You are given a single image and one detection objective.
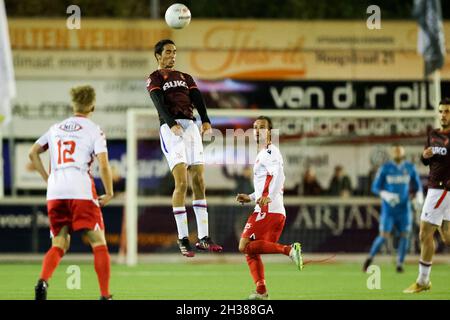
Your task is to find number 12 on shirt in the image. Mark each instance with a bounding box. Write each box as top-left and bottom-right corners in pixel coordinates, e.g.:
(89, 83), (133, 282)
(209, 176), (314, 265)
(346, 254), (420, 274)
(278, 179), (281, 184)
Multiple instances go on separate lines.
(57, 140), (76, 164)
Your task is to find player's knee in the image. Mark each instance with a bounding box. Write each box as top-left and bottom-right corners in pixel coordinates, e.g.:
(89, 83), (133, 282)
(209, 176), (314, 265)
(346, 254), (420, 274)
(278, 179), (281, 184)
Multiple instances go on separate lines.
(63, 239), (71, 253)
(85, 230), (106, 247)
(380, 232), (390, 240)
(238, 242), (248, 254)
(419, 230), (432, 243)
(52, 236), (67, 249)
(175, 180), (188, 193)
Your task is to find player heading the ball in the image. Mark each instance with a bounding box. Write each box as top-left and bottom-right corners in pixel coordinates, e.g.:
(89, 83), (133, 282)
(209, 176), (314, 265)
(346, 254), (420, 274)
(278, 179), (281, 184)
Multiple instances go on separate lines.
(146, 39), (222, 257)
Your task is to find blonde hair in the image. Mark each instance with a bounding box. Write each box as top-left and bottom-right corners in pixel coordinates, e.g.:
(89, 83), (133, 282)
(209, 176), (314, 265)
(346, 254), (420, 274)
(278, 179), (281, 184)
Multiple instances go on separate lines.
(70, 85), (96, 114)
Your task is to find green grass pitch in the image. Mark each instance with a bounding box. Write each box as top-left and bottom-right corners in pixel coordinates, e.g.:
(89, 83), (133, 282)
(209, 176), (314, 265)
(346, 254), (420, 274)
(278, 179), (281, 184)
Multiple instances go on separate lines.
(0, 261), (448, 300)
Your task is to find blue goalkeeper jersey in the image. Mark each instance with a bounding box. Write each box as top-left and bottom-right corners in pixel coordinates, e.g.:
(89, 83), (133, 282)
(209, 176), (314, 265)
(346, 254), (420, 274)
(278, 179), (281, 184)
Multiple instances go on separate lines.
(371, 160), (422, 214)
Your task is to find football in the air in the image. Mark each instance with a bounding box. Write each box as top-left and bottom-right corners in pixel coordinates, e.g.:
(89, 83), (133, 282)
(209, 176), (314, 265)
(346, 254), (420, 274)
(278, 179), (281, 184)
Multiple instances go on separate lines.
(165, 3), (191, 29)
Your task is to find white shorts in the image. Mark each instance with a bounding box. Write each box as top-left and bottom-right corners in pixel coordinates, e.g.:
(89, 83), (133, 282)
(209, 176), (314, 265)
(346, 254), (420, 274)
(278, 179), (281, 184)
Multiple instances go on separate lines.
(159, 119), (204, 171)
(420, 188), (450, 226)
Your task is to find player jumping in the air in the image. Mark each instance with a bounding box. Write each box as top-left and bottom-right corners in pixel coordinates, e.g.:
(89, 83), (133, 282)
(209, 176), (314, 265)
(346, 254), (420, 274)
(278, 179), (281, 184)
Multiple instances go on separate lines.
(146, 39), (222, 257)
(363, 145), (423, 273)
(236, 116), (303, 300)
(30, 85), (113, 300)
(404, 99), (450, 293)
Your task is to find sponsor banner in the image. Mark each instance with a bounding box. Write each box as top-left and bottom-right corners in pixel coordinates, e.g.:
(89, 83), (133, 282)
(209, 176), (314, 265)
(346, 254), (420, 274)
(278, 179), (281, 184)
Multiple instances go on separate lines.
(2, 203), (442, 254)
(9, 79), (441, 139)
(8, 19), (450, 80)
(199, 80), (449, 110)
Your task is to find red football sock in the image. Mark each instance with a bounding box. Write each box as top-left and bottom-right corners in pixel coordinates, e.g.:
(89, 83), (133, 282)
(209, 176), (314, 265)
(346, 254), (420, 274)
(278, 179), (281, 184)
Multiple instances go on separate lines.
(246, 254), (266, 293)
(245, 240), (291, 256)
(93, 245), (111, 297)
(40, 246), (64, 281)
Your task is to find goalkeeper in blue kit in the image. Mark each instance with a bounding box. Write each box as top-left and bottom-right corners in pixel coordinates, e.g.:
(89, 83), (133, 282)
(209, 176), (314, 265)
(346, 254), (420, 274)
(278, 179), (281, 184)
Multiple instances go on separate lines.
(363, 145), (423, 273)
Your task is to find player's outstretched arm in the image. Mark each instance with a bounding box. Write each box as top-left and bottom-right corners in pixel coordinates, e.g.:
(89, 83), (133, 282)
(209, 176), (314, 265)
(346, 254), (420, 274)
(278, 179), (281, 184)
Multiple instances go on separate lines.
(97, 152), (114, 207)
(28, 143), (49, 182)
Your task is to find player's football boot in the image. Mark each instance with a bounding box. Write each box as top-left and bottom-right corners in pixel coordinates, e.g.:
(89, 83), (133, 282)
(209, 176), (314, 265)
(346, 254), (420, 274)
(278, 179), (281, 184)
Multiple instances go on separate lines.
(195, 236), (223, 252)
(289, 242), (303, 271)
(362, 258), (373, 272)
(403, 282), (432, 293)
(396, 265), (404, 273)
(100, 295), (113, 300)
(177, 237), (195, 257)
(247, 292), (269, 300)
(34, 279), (48, 300)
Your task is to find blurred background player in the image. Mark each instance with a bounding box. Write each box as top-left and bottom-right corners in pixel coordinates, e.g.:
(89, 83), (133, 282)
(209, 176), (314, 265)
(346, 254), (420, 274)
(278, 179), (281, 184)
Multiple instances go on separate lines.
(363, 145), (423, 273)
(146, 39), (222, 257)
(29, 85), (114, 300)
(404, 99), (450, 293)
(236, 116), (303, 300)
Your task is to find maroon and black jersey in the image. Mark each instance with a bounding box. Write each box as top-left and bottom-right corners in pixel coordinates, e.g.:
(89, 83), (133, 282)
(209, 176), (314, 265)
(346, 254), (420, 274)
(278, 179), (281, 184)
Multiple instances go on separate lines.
(422, 128), (450, 189)
(147, 69), (198, 125)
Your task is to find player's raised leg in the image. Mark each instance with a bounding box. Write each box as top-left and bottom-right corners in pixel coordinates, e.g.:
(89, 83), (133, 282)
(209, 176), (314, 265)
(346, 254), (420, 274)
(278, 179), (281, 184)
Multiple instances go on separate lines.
(189, 164), (222, 252)
(85, 229), (112, 300)
(239, 238), (268, 300)
(239, 211), (302, 300)
(35, 225), (70, 300)
(172, 163), (195, 257)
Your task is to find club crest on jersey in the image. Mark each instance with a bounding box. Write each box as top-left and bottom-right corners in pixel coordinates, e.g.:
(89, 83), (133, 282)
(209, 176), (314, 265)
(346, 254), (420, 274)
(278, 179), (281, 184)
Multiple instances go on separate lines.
(59, 121), (82, 132)
(163, 80), (188, 91)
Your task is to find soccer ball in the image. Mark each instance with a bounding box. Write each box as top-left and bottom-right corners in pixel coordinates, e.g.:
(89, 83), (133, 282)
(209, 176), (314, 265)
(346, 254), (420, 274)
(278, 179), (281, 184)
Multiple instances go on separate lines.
(165, 3), (191, 29)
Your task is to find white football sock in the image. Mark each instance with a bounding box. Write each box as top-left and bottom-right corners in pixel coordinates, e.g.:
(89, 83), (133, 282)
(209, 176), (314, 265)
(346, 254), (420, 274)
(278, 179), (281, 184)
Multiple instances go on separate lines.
(193, 199), (209, 239)
(173, 207), (188, 239)
(416, 260), (432, 285)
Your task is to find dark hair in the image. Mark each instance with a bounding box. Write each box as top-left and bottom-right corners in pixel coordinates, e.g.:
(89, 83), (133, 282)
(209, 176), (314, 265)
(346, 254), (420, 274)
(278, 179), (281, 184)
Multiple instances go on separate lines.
(154, 39), (175, 60)
(439, 97), (450, 105)
(255, 116), (273, 130)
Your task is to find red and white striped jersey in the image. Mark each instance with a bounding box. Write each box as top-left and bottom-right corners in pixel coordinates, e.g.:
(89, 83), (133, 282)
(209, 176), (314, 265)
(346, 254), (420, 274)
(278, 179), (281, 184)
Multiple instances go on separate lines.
(35, 116), (107, 200)
(250, 144), (286, 215)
